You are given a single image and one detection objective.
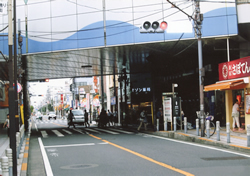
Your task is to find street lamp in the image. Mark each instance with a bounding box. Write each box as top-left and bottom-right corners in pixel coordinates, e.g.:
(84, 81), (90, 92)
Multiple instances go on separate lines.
(172, 83), (178, 97)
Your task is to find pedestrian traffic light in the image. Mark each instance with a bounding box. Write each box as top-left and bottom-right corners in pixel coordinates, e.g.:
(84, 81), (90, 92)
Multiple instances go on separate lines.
(139, 21), (167, 33)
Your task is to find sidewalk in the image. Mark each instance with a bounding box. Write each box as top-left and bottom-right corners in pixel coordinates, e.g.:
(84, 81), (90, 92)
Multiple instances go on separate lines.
(0, 127), (9, 158)
(140, 126), (250, 154)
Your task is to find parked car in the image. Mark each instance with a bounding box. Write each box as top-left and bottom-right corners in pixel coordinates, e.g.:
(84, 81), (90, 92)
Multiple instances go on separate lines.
(68, 110), (85, 125)
(48, 111), (57, 120)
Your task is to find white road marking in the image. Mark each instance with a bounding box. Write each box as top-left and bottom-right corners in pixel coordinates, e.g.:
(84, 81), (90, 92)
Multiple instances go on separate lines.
(73, 128), (87, 135)
(52, 130), (64, 137)
(146, 134), (250, 158)
(44, 143), (95, 148)
(35, 124), (38, 132)
(38, 137), (54, 176)
(62, 129), (72, 134)
(111, 128), (134, 134)
(41, 131), (48, 138)
(84, 128), (101, 134)
(96, 128), (119, 134)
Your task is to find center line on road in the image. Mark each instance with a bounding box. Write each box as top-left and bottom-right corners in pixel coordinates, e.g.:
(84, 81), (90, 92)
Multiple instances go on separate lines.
(88, 134), (194, 176)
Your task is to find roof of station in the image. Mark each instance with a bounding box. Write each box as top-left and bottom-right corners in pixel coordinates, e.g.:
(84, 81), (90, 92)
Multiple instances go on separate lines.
(0, 37), (239, 81)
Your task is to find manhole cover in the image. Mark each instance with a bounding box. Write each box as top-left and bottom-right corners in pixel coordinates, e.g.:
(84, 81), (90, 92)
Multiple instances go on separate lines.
(61, 164), (98, 170)
(201, 156), (247, 161)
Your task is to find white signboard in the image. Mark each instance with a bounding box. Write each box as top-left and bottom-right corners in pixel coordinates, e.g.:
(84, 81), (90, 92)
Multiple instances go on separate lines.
(0, 1), (7, 15)
(163, 96), (172, 123)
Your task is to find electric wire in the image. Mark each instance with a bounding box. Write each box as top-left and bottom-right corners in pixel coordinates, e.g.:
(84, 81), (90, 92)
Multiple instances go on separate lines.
(20, 3), (193, 41)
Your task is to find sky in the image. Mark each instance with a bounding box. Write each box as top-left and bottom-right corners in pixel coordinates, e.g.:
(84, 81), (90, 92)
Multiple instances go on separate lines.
(29, 78), (72, 109)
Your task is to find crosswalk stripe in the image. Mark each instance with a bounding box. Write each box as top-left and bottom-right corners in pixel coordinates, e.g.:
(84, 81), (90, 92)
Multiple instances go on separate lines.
(96, 128), (119, 134)
(109, 128), (134, 134)
(84, 128), (101, 134)
(41, 131), (48, 138)
(73, 129), (87, 135)
(52, 130), (64, 137)
(62, 129), (72, 134)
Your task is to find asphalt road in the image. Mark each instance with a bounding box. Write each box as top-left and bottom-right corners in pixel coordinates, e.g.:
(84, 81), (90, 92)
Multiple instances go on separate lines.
(28, 115), (250, 176)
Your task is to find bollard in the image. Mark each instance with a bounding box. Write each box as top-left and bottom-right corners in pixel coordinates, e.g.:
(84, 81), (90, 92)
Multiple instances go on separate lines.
(184, 117), (187, 133)
(216, 121), (220, 141)
(1, 156), (9, 176)
(164, 119), (167, 131)
(247, 125), (250, 147)
(174, 117), (176, 132)
(5, 148), (13, 176)
(18, 153), (24, 165)
(206, 120), (210, 138)
(196, 119), (199, 136)
(226, 122), (230, 143)
(157, 119), (159, 131)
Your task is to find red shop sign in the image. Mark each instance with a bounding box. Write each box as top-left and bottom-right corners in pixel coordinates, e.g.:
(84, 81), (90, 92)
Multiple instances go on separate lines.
(219, 56), (250, 81)
(61, 94), (63, 104)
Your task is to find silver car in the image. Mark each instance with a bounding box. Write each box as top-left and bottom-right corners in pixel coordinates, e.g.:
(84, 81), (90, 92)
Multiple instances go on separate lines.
(70, 110), (85, 125)
(48, 111), (57, 120)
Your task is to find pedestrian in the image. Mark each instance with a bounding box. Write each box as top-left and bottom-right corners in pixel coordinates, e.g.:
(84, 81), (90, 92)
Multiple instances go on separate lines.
(232, 99), (243, 131)
(3, 114), (10, 137)
(67, 110), (76, 128)
(99, 108), (108, 127)
(84, 110), (90, 127)
(137, 109), (148, 131)
(156, 108), (163, 120)
(107, 110), (114, 126)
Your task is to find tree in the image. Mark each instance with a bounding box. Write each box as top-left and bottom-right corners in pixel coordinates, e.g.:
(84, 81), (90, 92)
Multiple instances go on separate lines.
(30, 105), (34, 113)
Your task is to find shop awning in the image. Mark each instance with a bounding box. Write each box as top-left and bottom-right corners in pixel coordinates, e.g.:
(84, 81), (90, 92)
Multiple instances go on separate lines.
(204, 79), (247, 91)
(64, 104), (70, 111)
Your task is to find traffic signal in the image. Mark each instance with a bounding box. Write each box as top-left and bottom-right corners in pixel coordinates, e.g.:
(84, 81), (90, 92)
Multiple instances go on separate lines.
(39, 79), (49, 82)
(139, 21), (167, 33)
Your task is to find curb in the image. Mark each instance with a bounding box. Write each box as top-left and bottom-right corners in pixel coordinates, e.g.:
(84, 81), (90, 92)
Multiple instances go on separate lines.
(20, 134), (30, 176)
(148, 131), (250, 154)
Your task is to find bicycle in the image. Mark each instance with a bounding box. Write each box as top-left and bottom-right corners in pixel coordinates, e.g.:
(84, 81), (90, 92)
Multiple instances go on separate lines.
(204, 113), (215, 137)
(196, 111), (216, 137)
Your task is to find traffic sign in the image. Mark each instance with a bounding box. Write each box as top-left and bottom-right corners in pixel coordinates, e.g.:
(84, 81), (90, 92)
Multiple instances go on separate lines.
(17, 83), (22, 93)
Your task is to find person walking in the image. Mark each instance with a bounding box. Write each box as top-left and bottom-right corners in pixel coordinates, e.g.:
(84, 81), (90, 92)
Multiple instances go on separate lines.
(137, 109), (148, 131)
(107, 110), (114, 126)
(232, 99), (243, 131)
(84, 110), (90, 127)
(3, 114), (10, 137)
(67, 110), (76, 128)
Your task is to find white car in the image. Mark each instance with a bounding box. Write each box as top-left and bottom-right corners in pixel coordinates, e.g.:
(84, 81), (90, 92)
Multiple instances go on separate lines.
(69, 110), (85, 125)
(48, 112), (57, 120)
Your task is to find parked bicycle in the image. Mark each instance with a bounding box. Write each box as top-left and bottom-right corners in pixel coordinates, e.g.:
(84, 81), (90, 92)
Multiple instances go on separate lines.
(196, 111), (216, 137)
(204, 113), (215, 137)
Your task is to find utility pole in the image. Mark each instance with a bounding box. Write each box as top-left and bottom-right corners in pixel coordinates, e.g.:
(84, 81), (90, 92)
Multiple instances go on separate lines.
(166, 0), (204, 136)
(193, 0), (205, 137)
(8, 0), (17, 175)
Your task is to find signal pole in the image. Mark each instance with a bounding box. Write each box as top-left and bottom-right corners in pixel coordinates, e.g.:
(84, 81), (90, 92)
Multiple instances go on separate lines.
(8, 0), (17, 175)
(166, 0), (204, 136)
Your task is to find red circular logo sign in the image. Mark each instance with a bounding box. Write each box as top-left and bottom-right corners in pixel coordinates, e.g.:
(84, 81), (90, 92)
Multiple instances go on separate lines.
(222, 64), (228, 79)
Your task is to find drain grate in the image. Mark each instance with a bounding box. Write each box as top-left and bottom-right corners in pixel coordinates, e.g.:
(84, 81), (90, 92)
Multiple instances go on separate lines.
(61, 164), (98, 170)
(201, 156), (248, 161)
